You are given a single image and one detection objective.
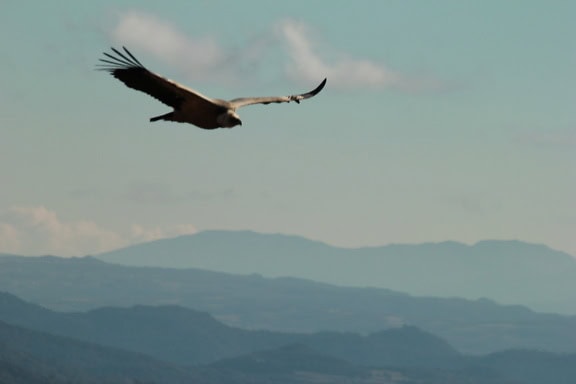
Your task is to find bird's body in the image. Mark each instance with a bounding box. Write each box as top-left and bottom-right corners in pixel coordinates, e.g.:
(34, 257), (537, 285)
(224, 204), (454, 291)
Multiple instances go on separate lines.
(97, 47), (326, 129)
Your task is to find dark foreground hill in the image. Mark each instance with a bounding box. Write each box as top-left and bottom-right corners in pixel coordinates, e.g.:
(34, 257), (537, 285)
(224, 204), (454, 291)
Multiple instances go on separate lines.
(97, 230), (576, 314)
(1, 255), (576, 354)
(2, 293), (576, 384)
(210, 344), (576, 384)
(0, 292), (460, 367)
(0, 319), (197, 384)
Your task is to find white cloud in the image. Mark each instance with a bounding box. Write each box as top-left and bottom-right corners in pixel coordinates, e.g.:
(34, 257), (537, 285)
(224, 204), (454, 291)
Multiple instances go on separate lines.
(276, 20), (445, 91)
(276, 20), (403, 89)
(110, 10), (230, 81)
(0, 206), (196, 257)
(108, 11), (439, 91)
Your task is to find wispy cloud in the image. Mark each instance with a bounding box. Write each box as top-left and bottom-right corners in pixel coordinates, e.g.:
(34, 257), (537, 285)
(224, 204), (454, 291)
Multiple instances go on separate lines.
(108, 11), (439, 91)
(110, 10), (230, 81)
(275, 20), (404, 89)
(276, 19), (445, 91)
(109, 10), (269, 84)
(0, 205), (196, 257)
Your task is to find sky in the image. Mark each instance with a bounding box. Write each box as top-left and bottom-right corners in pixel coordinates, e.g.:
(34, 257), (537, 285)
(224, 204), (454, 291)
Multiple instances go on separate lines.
(0, 1), (575, 257)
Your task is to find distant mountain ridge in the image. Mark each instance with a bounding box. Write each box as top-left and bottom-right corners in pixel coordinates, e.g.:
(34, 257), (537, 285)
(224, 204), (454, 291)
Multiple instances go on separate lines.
(1, 255), (576, 354)
(2, 292), (576, 384)
(96, 230), (576, 314)
(0, 318), (197, 384)
(0, 291), (460, 367)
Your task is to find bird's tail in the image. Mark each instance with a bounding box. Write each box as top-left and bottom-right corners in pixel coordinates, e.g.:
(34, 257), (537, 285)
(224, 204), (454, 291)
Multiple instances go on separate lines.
(150, 112), (175, 122)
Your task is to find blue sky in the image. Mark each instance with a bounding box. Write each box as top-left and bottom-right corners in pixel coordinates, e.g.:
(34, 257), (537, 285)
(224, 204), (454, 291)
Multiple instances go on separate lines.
(1, 1), (575, 256)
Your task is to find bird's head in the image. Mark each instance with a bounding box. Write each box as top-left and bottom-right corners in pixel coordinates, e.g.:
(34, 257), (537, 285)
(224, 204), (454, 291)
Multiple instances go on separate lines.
(230, 115), (242, 128)
(219, 111), (242, 128)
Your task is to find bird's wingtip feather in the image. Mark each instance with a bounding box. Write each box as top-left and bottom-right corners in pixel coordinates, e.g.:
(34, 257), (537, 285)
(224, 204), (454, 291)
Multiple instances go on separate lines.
(308, 77), (327, 97)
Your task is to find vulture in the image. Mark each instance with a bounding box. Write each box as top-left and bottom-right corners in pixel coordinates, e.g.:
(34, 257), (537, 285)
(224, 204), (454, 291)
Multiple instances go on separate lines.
(97, 47), (327, 129)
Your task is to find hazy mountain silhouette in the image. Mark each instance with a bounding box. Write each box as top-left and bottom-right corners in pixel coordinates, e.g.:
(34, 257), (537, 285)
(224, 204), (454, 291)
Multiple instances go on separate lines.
(0, 291), (460, 366)
(211, 344), (576, 384)
(466, 349), (576, 384)
(209, 343), (366, 376)
(1, 254), (576, 354)
(2, 292), (576, 384)
(0, 318), (199, 384)
(96, 230), (576, 314)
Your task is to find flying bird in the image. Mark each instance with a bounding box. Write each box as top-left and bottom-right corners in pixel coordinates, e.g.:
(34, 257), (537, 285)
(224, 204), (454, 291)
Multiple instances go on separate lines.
(97, 47), (327, 129)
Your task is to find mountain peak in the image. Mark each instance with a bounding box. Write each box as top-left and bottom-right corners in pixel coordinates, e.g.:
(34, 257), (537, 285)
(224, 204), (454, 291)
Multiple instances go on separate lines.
(94, 230), (576, 314)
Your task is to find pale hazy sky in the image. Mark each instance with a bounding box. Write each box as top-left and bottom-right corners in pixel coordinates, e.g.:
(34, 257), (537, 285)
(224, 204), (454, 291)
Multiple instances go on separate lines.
(1, 1), (575, 257)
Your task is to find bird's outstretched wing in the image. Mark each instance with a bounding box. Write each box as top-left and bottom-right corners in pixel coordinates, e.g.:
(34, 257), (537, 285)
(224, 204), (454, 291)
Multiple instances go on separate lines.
(96, 47), (219, 111)
(228, 78), (327, 109)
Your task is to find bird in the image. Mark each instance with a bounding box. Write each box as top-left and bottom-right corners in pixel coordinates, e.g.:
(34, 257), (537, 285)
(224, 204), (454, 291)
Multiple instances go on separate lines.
(97, 47), (327, 129)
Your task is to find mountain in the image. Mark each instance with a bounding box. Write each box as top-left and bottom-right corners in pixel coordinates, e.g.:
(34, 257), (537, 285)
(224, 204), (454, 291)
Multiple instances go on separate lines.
(0, 319), (200, 384)
(467, 349), (576, 384)
(95, 230), (576, 314)
(1, 292), (576, 384)
(0, 291), (460, 367)
(209, 343), (366, 376)
(0, 291), (292, 365)
(211, 344), (576, 384)
(1, 255), (576, 354)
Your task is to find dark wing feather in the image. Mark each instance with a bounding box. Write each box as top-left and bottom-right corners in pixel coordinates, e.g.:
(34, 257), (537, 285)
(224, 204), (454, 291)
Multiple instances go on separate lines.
(97, 47), (218, 110)
(228, 78), (327, 109)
